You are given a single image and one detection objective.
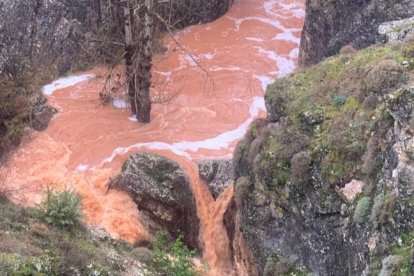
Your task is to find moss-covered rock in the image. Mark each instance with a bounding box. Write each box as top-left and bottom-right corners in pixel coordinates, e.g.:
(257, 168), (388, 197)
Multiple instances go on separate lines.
(228, 41), (414, 275)
(111, 152), (200, 249)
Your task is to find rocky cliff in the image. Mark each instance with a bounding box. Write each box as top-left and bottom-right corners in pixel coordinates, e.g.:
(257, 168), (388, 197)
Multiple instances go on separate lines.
(0, 0), (101, 76)
(0, 0), (101, 157)
(228, 34), (414, 275)
(299, 0), (414, 66)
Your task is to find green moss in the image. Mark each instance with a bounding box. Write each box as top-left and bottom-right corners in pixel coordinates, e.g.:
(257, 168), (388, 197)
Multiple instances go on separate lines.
(258, 128), (308, 188)
(391, 233), (414, 276)
(353, 197), (371, 224)
(263, 44), (410, 186)
(259, 143), (290, 187)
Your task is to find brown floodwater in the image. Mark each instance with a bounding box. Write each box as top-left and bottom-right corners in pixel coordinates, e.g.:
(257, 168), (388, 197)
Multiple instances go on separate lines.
(1, 0), (304, 274)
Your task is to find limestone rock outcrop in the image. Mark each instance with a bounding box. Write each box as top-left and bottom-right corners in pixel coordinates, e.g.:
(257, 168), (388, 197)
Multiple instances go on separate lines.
(198, 159), (233, 198)
(111, 152), (200, 249)
(299, 0), (414, 66)
(228, 38), (414, 275)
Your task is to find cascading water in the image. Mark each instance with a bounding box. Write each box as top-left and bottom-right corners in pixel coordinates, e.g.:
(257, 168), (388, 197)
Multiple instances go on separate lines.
(1, 0), (304, 274)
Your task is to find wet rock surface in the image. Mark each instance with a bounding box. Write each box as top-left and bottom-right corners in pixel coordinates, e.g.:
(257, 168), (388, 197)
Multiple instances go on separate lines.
(0, 0), (101, 75)
(228, 39), (414, 275)
(197, 159), (233, 198)
(299, 0), (414, 66)
(111, 152), (200, 249)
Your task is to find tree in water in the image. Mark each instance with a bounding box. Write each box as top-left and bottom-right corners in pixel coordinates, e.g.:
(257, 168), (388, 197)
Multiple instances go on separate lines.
(122, 0), (154, 123)
(136, 0), (154, 123)
(104, 0), (211, 123)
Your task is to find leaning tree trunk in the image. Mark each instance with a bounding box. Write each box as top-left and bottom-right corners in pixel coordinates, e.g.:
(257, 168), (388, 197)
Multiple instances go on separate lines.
(122, 0), (138, 115)
(136, 0), (154, 123)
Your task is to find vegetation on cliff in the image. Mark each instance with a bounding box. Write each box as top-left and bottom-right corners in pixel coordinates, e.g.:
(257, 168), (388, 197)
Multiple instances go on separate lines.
(0, 189), (199, 275)
(231, 39), (414, 275)
(0, 196), (141, 275)
(0, 0), (100, 158)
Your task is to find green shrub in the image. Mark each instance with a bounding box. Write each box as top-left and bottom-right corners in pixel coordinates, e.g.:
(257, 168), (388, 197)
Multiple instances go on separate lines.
(353, 197), (371, 224)
(37, 188), (83, 229)
(149, 231), (200, 276)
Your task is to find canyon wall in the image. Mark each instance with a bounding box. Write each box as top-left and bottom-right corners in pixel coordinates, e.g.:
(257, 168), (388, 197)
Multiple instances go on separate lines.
(228, 36), (414, 275)
(299, 0), (414, 66)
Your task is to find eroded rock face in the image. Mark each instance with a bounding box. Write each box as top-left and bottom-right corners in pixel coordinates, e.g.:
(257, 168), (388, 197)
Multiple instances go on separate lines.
(0, 0), (232, 76)
(197, 159), (233, 198)
(379, 16), (414, 43)
(299, 0), (414, 66)
(0, 0), (101, 75)
(111, 152), (200, 249)
(228, 40), (414, 275)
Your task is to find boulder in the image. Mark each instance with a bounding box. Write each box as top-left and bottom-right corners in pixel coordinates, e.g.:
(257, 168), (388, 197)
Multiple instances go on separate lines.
(111, 152), (200, 249)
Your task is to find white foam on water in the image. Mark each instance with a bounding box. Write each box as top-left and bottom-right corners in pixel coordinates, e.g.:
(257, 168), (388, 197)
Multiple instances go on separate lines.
(245, 37), (264, 42)
(201, 53), (215, 60)
(101, 97), (266, 165)
(263, 0), (276, 16)
(154, 70), (172, 77)
(275, 56), (296, 78)
(264, 1), (305, 19)
(184, 55), (197, 66)
(279, 2), (305, 18)
(75, 164), (90, 172)
(171, 96), (265, 152)
(128, 115), (138, 122)
(254, 46), (296, 78)
(102, 142), (191, 165)
(254, 46), (278, 61)
(210, 66), (242, 72)
(289, 48), (299, 59)
(272, 31), (301, 44)
(42, 74), (95, 96)
(254, 75), (274, 92)
(112, 98), (129, 109)
(230, 16), (287, 32)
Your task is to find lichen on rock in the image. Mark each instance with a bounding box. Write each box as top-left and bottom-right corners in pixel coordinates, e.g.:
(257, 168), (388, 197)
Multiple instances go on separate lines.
(228, 39), (414, 275)
(111, 152), (200, 249)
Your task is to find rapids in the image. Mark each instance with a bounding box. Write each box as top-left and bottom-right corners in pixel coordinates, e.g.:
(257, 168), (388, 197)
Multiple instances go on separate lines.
(1, 0), (304, 274)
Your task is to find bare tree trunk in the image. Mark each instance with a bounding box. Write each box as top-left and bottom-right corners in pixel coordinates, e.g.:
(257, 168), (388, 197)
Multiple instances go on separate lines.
(136, 0), (154, 123)
(121, 0), (138, 115)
